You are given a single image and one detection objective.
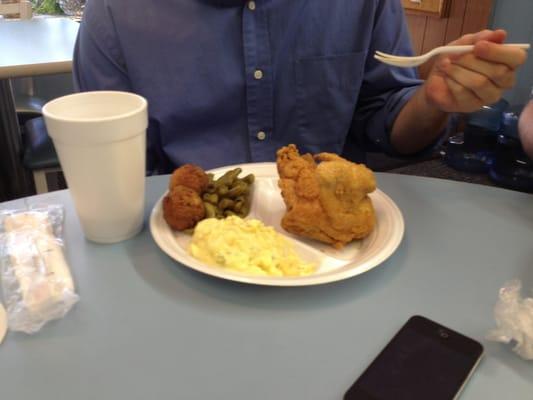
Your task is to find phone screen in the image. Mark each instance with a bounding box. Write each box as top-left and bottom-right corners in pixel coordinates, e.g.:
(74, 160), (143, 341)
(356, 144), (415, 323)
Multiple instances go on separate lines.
(344, 316), (484, 400)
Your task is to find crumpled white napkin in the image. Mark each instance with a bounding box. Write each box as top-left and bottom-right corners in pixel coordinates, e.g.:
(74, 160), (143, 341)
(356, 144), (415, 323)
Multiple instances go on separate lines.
(487, 280), (533, 360)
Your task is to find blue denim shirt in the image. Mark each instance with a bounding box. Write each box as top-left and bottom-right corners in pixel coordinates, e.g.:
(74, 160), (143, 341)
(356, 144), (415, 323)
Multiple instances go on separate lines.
(74, 0), (422, 173)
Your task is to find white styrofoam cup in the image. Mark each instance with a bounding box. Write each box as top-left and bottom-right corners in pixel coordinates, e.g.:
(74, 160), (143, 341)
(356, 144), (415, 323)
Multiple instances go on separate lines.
(43, 91), (148, 243)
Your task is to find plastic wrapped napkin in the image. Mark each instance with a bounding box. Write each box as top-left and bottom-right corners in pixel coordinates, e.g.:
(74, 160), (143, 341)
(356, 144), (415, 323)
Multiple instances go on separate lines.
(487, 280), (533, 360)
(0, 205), (79, 334)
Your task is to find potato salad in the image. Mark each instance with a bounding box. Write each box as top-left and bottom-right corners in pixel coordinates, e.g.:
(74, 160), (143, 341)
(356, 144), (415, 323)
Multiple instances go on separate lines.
(189, 216), (316, 277)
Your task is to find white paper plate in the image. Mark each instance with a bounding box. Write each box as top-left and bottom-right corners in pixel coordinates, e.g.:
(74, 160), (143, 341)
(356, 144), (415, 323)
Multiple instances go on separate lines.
(150, 162), (404, 286)
(0, 303), (6, 345)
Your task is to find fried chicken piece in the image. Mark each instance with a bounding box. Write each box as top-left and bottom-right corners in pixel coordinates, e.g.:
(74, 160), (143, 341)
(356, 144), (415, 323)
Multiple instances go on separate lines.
(163, 185), (206, 231)
(276, 144), (376, 248)
(169, 164), (209, 194)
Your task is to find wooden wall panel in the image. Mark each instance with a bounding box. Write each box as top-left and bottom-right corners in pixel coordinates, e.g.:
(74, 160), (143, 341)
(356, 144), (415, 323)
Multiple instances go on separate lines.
(444, 0), (469, 43)
(460, 0), (494, 36)
(402, 0), (451, 18)
(420, 16), (448, 54)
(405, 0), (493, 78)
(407, 15), (428, 54)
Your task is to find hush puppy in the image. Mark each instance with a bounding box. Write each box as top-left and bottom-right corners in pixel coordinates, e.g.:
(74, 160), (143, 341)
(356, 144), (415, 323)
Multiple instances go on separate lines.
(163, 185), (206, 231)
(169, 164), (209, 194)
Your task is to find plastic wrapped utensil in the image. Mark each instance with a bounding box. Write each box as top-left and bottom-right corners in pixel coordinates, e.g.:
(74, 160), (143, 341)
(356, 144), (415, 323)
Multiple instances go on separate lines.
(487, 280), (533, 360)
(0, 205), (79, 334)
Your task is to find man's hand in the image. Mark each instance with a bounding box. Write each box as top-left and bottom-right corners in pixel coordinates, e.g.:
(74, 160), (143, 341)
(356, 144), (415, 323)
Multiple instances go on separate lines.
(424, 29), (528, 113)
(392, 29), (528, 155)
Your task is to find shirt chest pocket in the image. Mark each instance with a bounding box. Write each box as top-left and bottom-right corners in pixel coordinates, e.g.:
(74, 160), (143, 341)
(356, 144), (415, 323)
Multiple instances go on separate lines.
(295, 51), (367, 148)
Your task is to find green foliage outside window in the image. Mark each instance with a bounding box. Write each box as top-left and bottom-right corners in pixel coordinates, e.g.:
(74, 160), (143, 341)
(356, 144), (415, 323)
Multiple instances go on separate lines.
(31, 0), (64, 15)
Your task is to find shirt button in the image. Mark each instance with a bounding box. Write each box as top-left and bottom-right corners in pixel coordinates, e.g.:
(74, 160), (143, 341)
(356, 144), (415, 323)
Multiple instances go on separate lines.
(247, 1), (256, 11)
(253, 69), (263, 80)
(256, 131), (266, 140)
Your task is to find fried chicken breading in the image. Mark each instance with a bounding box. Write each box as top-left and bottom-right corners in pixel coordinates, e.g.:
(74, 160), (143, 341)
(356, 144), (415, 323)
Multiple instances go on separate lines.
(163, 185), (206, 231)
(276, 144), (376, 248)
(169, 164), (209, 194)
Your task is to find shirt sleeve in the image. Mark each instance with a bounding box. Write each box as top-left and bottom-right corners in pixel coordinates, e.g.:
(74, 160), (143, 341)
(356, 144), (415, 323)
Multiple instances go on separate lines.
(72, 0), (166, 174)
(72, 0), (131, 92)
(350, 0), (427, 156)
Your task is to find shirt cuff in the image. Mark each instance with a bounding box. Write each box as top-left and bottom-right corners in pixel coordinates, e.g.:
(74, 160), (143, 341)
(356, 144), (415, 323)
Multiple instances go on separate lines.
(367, 85), (447, 159)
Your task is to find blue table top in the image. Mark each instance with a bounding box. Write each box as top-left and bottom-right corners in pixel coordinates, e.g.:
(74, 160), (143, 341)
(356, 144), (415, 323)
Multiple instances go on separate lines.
(1, 173), (532, 399)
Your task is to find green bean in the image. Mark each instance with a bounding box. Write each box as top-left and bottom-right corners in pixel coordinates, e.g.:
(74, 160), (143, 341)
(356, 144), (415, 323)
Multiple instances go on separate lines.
(195, 169), (255, 221)
(204, 202), (218, 218)
(217, 185), (229, 196)
(205, 183), (216, 194)
(239, 200), (251, 217)
(226, 181), (249, 198)
(242, 174), (255, 185)
(216, 168), (242, 187)
(233, 200), (244, 212)
(218, 198), (235, 210)
(202, 193), (219, 204)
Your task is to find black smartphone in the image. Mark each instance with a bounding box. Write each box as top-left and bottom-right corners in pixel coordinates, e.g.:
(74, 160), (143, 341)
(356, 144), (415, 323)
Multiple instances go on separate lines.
(344, 315), (484, 400)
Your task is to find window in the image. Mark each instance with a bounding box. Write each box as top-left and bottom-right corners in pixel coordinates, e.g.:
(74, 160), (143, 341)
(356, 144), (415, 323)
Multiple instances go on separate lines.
(31, 0), (64, 15)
